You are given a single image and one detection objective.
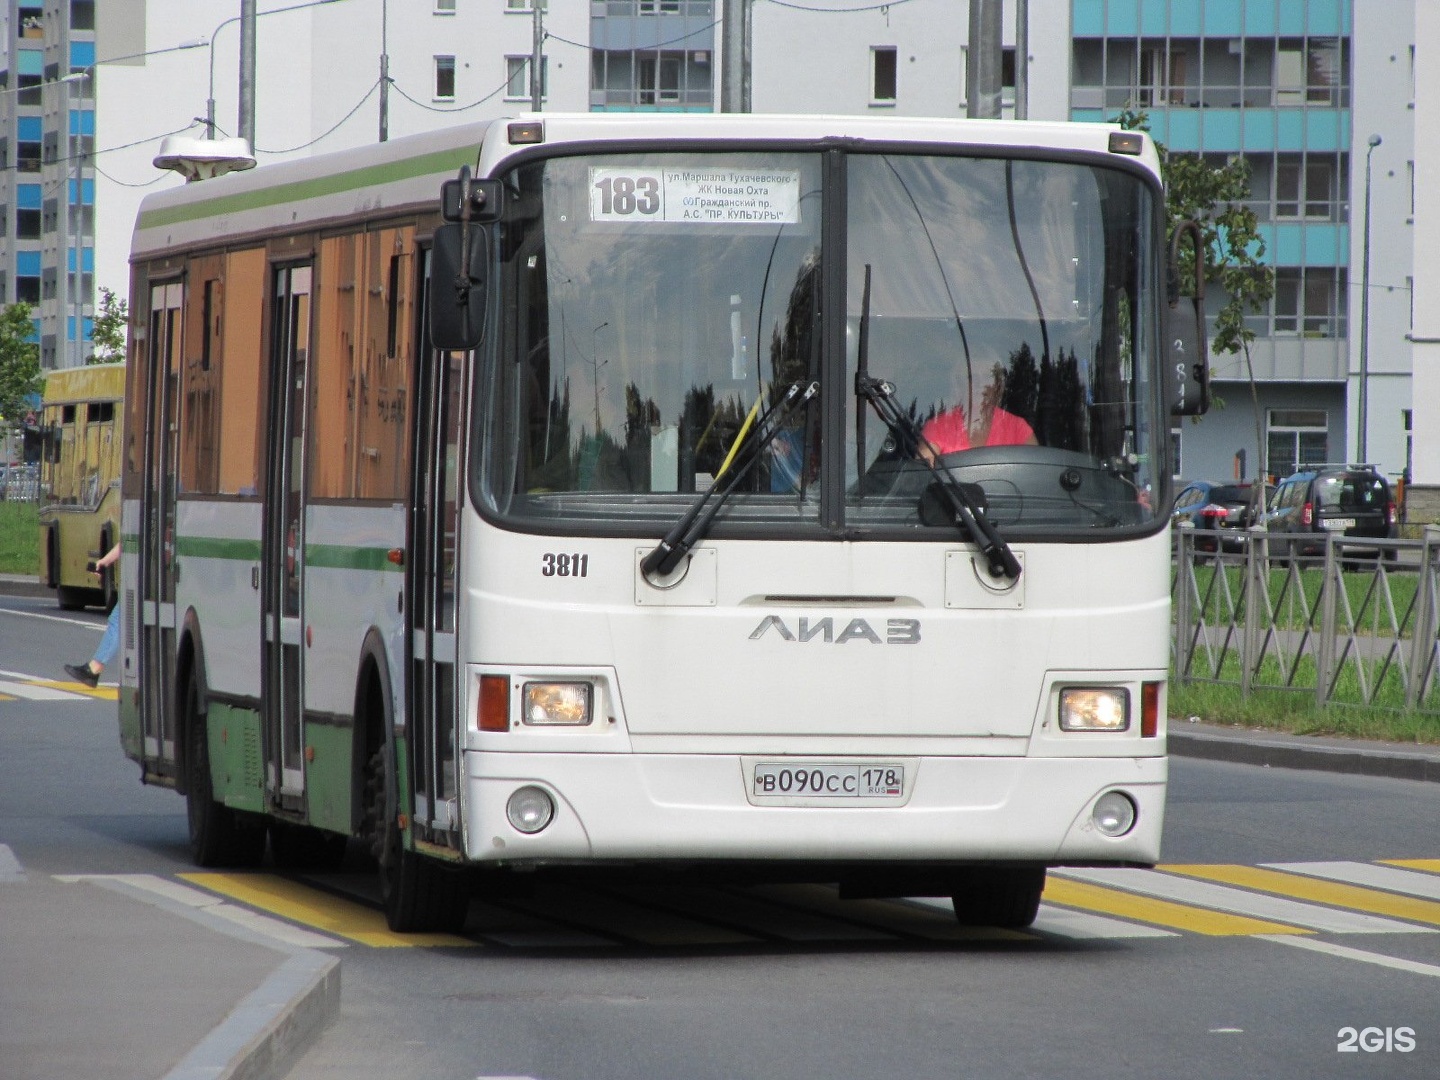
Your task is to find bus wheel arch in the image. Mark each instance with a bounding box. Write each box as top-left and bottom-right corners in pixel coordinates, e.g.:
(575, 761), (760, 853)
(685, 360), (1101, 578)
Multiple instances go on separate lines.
(179, 617), (264, 867)
(355, 632), (469, 933)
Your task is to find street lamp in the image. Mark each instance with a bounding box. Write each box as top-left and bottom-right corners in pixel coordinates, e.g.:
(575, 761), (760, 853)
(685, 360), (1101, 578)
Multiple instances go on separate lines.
(1357, 132), (1381, 464)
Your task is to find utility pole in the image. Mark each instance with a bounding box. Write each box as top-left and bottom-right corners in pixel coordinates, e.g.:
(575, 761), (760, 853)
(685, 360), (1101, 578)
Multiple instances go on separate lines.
(238, 0), (256, 146)
(966, 0), (1002, 119)
(379, 0), (389, 141)
(721, 0), (751, 113)
(1015, 0), (1029, 120)
(530, 2), (544, 112)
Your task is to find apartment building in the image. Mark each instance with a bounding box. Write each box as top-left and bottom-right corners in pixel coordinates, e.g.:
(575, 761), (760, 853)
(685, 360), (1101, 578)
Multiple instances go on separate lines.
(0, 0), (95, 370)
(1070, 0), (1414, 488)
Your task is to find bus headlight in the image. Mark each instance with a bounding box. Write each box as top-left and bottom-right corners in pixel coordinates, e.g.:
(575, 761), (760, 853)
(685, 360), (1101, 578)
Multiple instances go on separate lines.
(522, 682), (593, 726)
(1091, 791), (1137, 837)
(506, 786), (555, 833)
(1058, 687), (1129, 731)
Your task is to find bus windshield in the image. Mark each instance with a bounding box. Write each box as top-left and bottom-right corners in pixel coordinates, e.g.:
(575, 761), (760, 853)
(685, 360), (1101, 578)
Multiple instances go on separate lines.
(480, 148), (1162, 538)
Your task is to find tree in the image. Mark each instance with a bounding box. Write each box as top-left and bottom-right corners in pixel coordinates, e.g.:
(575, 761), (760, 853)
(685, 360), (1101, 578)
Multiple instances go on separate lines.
(87, 286), (129, 365)
(1118, 109), (1276, 507)
(0, 302), (41, 429)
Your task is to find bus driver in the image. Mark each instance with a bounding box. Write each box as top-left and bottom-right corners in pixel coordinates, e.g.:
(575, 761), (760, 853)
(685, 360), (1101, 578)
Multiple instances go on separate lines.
(918, 361), (1037, 464)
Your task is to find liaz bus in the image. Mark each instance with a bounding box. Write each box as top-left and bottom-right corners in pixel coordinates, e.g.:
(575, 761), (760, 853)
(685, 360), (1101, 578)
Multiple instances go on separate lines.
(38, 361), (125, 610)
(120, 114), (1208, 932)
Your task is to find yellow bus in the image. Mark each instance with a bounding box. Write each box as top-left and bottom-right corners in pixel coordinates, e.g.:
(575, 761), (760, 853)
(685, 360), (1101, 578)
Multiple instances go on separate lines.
(38, 362), (124, 610)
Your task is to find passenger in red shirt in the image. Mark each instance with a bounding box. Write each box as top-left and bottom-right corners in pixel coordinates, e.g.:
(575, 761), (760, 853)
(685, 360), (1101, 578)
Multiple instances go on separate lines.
(919, 363), (1037, 463)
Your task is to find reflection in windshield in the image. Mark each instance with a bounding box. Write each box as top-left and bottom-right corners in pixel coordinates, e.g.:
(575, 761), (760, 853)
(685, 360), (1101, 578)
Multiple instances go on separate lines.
(480, 148), (1161, 536)
(493, 153), (822, 520)
(845, 154), (1158, 530)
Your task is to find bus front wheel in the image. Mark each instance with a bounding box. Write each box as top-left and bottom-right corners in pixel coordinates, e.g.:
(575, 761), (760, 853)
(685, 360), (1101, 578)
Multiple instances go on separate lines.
(364, 749), (469, 934)
(950, 867), (1046, 929)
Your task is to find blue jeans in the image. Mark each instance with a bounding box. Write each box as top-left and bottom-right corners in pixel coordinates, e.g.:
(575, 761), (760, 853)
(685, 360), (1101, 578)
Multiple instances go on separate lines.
(94, 602), (121, 668)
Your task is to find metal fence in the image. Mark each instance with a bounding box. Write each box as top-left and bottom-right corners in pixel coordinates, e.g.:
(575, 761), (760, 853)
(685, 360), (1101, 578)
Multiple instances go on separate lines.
(1172, 527), (1440, 713)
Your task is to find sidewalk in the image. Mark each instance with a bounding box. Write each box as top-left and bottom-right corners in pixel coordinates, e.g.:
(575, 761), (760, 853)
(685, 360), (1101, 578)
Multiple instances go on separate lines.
(0, 853), (337, 1080)
(1170, 719), (1440, 783)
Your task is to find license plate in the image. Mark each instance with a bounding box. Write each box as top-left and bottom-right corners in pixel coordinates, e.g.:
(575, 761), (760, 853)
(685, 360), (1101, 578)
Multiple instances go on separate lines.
(752, 762), (904, 799)
(1322, 517), (1356, 530)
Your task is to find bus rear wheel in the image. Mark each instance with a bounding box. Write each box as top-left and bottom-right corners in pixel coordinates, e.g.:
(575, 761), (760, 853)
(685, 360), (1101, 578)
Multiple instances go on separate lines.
(184, 676), (265, 868)
(364, 749), (469, 933)
(950, 867), (1046, 929)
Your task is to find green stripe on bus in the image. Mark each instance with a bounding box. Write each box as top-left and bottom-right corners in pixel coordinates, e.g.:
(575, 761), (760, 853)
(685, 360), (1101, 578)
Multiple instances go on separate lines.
(136, 147), (476, 231)
(174, 536), (263, 561)
(167, 536), (401, 572)
(305, 545), (404, 572)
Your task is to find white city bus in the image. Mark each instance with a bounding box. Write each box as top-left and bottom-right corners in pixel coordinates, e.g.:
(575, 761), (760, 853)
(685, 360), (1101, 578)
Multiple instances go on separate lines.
(119, 114), (1207, 932)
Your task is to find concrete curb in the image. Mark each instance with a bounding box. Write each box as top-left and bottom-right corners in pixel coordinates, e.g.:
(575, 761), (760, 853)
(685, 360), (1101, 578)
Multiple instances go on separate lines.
(0, 573), (52, 599)
(165, 951), (340, 1080)
(1170, 727), (1440, 783)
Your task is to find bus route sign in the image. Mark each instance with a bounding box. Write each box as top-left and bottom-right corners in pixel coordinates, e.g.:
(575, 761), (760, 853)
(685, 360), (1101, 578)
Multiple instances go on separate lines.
(590, 166), (801, 225)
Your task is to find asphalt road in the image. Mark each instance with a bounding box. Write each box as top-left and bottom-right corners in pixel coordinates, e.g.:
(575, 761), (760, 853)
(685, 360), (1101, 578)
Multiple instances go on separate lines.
(3, 593), (1439, 1080)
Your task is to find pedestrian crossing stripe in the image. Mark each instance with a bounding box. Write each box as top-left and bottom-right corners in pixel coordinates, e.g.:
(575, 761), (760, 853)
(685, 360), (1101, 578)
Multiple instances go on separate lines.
(1040, 877), (1308, 936)
(1384, 859), (1440, 875)
(1160, 864), (1440, 927)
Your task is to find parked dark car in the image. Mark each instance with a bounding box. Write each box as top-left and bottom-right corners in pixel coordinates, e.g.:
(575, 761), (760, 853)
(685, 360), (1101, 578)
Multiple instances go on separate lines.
(1263, 464), (1397, 562)
(1172, 480), (1269, 551)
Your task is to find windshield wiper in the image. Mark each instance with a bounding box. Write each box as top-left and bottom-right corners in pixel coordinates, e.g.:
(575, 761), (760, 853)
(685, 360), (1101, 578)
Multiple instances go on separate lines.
(641, 381), (819, 578)
(855, 373), (1021, 581)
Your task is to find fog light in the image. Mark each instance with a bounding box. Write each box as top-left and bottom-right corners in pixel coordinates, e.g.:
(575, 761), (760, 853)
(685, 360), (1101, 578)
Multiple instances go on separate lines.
(1092, 791), (1137, 837)
(1059, 687), (1129, 731)
(522, 682), (593, 725)
(506, 786), (555, 834)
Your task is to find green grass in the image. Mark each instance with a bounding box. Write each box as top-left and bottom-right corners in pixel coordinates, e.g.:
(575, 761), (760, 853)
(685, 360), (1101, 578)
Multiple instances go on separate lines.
(1175, 555), (1440, 742)
(1170, 679), (1440, 745)
(1181, 560), (1421, 638)
(0, 500), (39, 575)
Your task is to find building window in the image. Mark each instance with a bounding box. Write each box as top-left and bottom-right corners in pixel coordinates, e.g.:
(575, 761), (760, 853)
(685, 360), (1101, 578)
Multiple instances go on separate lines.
(506, 0), (545, 9)
(434, 56), (456, 100)
(872, 46), (897, 102)
(1267, 410), (1328, 480)
(638, 55), (681, 104)
(506, 55), (547, 100)
(1272, 267), (1346, 338)
(434, 0), (455, 10)
(1275, 37), (1343, 106)
(17, 117), (41, 174)
(1275, 155), (1338, 220)
(70, 1), (95, 30)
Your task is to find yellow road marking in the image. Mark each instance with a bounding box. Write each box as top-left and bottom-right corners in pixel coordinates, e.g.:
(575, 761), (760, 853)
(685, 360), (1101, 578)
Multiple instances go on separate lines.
(1161, 864), (1440, 927)
(37, 678), (118, 701)
(1384, 859), (1440, 875)
(180, 873), (476, 948)
(1042, 877), (1308, 936)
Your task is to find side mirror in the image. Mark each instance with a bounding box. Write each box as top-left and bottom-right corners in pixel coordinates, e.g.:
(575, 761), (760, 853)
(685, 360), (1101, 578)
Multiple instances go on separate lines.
(430, 223), (488, 351)
(440, 176), (503, 224)
(1167, 220), (1210, 416)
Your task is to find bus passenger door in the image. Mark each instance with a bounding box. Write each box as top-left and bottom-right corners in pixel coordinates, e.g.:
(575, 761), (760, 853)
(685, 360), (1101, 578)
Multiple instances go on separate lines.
(139, 281), (183, 775)
(261, 264), (312, 806)
(408, 256), (464, 848)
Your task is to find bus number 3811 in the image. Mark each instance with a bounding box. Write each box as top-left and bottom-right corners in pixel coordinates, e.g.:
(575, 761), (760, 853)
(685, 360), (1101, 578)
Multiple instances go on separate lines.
(541, 552), (590, 577)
